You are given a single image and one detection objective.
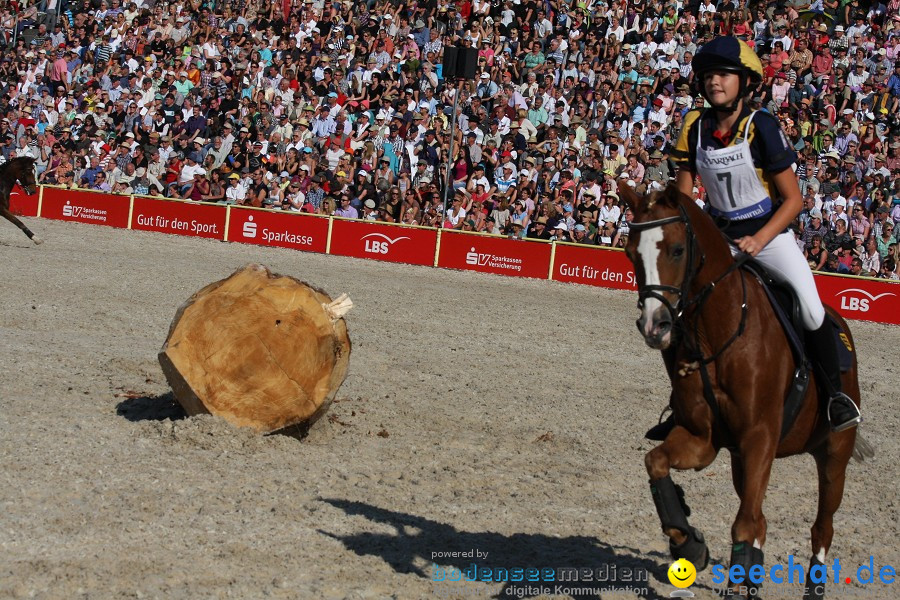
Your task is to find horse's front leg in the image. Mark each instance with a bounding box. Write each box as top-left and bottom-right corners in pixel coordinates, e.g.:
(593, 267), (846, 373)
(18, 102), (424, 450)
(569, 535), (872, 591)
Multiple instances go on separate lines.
(727, 435), (778, 600)
(646, 425), (717, 569)
(0, 207), (42, 244)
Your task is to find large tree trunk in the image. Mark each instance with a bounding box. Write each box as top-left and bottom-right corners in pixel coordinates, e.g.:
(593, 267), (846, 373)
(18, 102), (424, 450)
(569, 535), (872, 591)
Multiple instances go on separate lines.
(158, 264), (352, 433)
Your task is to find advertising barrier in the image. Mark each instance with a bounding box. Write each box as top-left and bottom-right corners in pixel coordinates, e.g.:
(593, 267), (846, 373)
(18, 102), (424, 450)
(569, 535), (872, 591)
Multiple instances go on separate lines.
(552, 243), (637, 291)
(40, 186), (130, 228)
(329, 218), (439, 266)
(15, 187), (900, 327)
(813, 272), (900, 325)
(131, 196), (226, 239)
(228, 206), (328, 253)
(437, 230), (552, 279)
(8, 185), (39, 217)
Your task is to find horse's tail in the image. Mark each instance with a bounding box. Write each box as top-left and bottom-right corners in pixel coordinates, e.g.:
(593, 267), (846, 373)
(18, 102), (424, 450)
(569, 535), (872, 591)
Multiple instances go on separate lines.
(852, 432), (875, 462)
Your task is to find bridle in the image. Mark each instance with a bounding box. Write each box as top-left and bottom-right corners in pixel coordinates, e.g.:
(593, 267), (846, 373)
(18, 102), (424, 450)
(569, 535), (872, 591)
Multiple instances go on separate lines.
(628, 204), (702, 322)
(630, 201), (755, 435)
(629, 202), (751, 366)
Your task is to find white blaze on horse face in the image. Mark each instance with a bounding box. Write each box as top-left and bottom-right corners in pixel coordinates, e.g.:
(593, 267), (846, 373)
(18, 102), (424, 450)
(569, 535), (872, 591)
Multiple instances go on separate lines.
(637, 227), (666, 339)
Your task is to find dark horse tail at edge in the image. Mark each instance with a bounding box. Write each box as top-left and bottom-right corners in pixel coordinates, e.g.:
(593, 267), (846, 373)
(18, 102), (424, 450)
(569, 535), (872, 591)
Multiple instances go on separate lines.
(0, 156), (42, 245)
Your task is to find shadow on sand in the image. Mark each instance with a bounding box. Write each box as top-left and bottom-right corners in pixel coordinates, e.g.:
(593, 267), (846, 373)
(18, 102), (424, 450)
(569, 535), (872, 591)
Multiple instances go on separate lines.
(319, 498), (686, 599)
(115, 392), (186, 422)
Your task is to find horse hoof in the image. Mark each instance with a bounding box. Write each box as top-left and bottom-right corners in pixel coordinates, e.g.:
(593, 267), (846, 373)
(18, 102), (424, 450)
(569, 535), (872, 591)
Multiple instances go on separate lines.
(670, 526), (709, 571)
(32, 236), (43, 245)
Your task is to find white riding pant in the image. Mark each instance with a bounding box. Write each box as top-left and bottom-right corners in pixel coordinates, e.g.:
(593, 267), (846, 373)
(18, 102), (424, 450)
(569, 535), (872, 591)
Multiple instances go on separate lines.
(729, 231), (825, 330)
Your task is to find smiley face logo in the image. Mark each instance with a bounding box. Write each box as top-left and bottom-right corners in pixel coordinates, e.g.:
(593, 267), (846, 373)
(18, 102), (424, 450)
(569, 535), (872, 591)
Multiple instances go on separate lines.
(668, 558), (696, 588)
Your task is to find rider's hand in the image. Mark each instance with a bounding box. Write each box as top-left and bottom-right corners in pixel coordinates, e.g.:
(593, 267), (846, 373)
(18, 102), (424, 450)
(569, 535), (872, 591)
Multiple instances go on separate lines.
(736, 234), (764, 257)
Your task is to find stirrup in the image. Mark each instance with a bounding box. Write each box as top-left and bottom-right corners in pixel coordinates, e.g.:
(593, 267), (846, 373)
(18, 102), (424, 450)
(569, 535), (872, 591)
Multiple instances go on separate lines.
(646, 407), (674, 441)
(828, 393), (862, 433)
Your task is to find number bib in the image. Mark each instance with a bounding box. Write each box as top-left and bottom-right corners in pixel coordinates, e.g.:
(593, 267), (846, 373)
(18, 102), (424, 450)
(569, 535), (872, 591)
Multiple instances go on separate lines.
(695, 111), (772, 221)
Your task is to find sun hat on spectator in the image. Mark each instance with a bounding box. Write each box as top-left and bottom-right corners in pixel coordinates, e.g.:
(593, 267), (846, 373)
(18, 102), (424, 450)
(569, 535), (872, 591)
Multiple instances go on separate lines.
(228, 173), (241, 180)
(810, 208), (823, 219)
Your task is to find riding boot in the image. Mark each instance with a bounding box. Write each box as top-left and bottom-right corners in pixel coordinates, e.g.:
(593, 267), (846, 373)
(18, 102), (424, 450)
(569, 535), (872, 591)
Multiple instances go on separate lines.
(805, 321), (862, 432)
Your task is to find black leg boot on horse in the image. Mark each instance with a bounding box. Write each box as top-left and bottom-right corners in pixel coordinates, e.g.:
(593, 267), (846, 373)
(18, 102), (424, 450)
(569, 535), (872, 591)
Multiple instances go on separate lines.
(650, 474), (709, 568)
(646, 425), (716, 572)
(728, 541), (765, 600)
(805, 322), (862, 432)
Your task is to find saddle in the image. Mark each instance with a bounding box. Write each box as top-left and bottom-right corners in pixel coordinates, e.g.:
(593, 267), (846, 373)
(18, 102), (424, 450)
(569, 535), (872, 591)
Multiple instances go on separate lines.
(742, 260), (853, 440)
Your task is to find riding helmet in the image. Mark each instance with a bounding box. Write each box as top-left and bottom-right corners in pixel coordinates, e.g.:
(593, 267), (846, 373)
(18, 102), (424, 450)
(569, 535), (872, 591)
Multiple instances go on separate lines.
(692, 36), (764, 82)
(691, 36), (763, 111)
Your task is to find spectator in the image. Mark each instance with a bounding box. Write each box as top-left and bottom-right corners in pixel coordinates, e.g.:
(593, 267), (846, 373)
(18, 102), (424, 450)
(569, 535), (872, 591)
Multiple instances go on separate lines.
(0, 0), (894, 273)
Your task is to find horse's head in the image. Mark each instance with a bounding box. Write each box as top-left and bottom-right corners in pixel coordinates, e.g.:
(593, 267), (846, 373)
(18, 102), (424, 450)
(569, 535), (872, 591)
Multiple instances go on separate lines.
(11, 157), (38, 195)
(618, 181), (699, 350)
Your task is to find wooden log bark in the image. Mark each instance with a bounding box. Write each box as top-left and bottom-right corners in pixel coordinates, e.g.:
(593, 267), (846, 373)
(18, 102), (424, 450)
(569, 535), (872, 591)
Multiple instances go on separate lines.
(158, 264), (352, 433)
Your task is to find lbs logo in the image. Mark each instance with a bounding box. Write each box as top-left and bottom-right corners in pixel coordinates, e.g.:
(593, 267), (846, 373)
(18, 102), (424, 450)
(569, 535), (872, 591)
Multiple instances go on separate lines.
(836, 288), (896, 312)
(242, 215), (257, 238)
(362, 232), (409, 254)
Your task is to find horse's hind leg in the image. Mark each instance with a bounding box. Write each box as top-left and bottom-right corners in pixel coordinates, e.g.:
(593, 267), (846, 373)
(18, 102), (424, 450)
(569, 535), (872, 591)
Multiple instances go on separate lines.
(0, 207), (42, 244)
(645, 426), (716, 570)
(728, 438), (777, 600)
(803, 435), (855, 600)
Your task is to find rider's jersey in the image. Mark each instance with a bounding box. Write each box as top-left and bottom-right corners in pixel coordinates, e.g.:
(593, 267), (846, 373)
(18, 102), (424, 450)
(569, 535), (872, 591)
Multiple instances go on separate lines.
(672, 106), (797, 238)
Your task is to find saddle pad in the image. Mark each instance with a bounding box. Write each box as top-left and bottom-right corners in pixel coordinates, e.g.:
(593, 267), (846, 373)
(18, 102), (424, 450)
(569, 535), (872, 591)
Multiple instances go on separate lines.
(830, 314), (854, 373)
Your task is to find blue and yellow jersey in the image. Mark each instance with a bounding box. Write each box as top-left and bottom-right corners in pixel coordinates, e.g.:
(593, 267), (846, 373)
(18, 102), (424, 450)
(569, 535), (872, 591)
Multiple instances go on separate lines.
(671, 106), (798, 236)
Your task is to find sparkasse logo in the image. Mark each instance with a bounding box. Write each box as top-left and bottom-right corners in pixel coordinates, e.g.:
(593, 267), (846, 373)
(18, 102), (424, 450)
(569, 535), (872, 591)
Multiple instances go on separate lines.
(242, 215), (258, 239)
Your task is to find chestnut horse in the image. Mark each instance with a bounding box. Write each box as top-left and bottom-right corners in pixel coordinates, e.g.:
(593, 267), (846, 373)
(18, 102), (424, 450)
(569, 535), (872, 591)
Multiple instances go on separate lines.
(617, 182), (872, 600)
(0, 156), (42, 244)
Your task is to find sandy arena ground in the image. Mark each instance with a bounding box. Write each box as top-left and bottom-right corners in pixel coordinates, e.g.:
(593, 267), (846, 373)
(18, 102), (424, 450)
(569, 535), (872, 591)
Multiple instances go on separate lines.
(1, 217), (898, 600)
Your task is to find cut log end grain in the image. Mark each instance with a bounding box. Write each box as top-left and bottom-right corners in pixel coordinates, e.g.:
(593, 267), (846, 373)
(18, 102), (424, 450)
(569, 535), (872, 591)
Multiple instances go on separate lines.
(158, 264), (352, 434)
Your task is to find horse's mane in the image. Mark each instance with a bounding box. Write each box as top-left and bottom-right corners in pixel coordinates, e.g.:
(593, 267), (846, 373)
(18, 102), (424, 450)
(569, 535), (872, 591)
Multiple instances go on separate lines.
(674, 188), (734, 262)
(0, 156), (35, 172)
(621, 182), (734, 270)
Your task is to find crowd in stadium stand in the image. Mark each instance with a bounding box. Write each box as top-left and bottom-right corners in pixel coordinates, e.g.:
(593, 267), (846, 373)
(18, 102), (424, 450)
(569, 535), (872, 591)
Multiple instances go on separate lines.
(1, 0), (899, 276)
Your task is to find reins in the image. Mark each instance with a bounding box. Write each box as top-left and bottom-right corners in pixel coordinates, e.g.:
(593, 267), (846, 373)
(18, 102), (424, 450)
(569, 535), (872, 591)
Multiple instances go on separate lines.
(631, 205), (755, 439)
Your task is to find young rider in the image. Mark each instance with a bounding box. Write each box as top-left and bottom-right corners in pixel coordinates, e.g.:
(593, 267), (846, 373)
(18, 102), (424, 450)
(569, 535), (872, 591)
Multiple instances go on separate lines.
(646, 36), (861, 440)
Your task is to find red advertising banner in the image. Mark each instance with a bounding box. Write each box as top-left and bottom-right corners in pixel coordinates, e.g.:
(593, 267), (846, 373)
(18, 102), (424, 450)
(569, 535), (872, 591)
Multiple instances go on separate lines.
(814, 273), (900, 326)
(552, 243), (638, 291)
(40, 186), (130, 228)
(131, 197), (226, 240)
(329, 219), (438, 266)
(8, 185), (38, 217)
(227, 207), (328, 253)
(437, 231), (551, 279)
